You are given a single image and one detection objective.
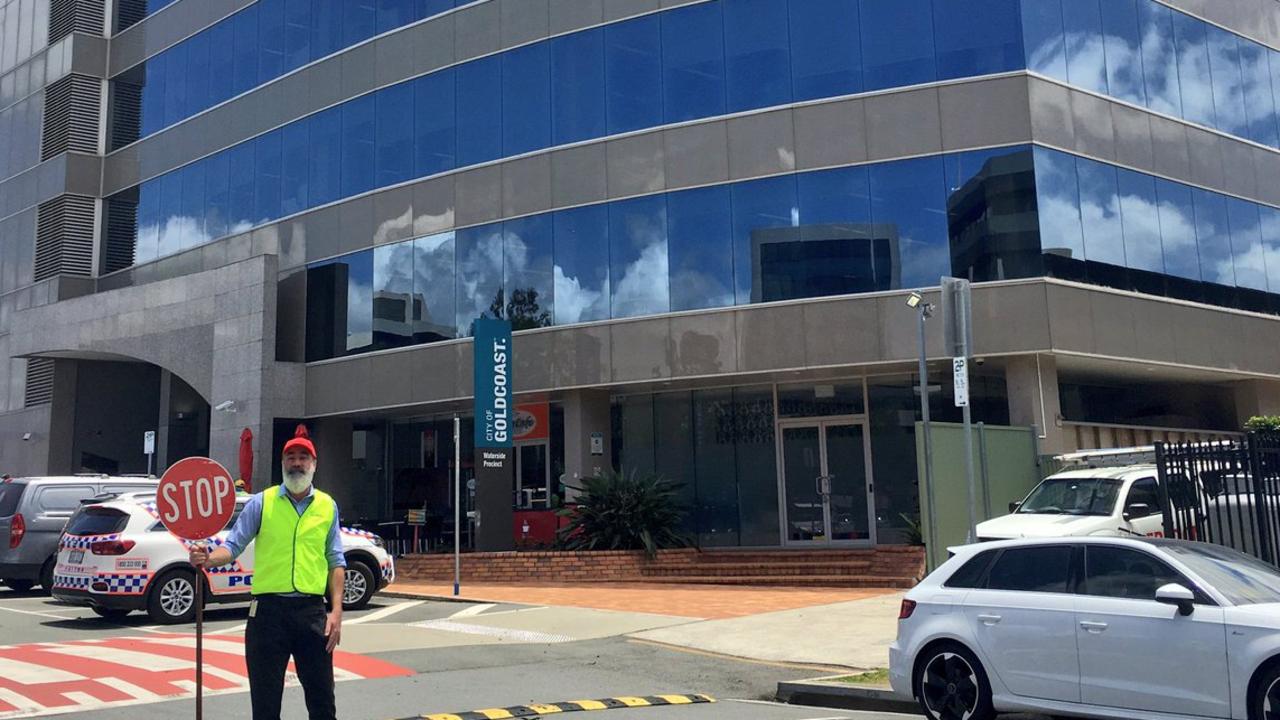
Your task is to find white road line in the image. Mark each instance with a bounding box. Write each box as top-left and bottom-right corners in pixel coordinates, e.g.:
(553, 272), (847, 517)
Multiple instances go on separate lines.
(0, 657), (85, 683)
(203, 666), (251, 687)
(0, 687), (45, 713)
(140, 636), (249, 656)
(61, 692), (99, 707)
(220, 623), (246, 634)
(348, 600), (425, 625)
(410, 619), (573, 643)
(94, 677), (162, 701)
(448, 603), (496, 619)
(0, 605), (76, 620)
(43, 644), (192, 671)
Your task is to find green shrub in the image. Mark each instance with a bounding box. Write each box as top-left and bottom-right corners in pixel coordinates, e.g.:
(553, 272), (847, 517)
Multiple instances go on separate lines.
(557, 468), (690, 558)
(1246, 416), (1280, 432)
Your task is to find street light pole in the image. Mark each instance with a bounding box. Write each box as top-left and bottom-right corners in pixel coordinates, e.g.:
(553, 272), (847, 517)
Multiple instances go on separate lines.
(914, 298), (938, 565)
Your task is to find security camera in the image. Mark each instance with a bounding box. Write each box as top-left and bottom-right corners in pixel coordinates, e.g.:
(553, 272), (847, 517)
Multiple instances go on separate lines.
(214, 400), (237, 412)
(21, 433), (31, 441)
(974, 357), (986, 366)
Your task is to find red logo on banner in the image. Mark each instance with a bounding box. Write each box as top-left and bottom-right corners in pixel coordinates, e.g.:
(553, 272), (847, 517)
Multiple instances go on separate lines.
(514, 403), (549, 442)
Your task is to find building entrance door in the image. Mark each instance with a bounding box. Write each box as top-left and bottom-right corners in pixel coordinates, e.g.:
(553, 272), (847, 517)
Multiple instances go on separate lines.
(779, 419), (874, 545)
(515, 441), (550, 509)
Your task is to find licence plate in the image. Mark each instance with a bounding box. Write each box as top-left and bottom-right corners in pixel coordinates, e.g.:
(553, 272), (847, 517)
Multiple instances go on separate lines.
(68, 550), (84, 564)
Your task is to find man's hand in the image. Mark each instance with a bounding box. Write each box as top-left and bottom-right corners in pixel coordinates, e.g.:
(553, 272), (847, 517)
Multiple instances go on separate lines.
(189, 544), (230, 568)
(188, 543), (209, 568)
(324, 610), (342, 653)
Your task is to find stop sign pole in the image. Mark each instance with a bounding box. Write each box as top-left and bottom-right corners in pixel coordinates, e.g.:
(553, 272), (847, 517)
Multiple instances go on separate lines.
(156, 457), (236, 720)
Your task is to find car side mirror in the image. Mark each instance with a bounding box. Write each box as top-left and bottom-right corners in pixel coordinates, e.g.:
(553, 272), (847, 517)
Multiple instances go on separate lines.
(1008, 501), (1022, 513)
(1123, 503), (1152, 521)
(1155, 583), (1195, 616)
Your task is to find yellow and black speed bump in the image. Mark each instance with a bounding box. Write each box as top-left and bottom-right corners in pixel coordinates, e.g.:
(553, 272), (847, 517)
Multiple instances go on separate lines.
(402, 694), (715, 720)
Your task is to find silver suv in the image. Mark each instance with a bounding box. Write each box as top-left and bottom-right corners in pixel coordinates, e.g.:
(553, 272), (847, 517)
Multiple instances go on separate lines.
(0, 475), (159, 593)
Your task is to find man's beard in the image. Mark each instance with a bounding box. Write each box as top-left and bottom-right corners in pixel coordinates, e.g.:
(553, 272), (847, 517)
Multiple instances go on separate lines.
(282, 465), (315, 494)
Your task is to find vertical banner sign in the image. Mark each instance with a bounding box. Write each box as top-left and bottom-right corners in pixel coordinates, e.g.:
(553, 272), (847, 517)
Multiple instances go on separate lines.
(472, 318), (515, 551)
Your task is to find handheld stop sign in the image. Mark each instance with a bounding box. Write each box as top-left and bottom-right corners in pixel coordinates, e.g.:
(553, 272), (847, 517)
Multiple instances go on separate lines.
(157, 456), (236, 720)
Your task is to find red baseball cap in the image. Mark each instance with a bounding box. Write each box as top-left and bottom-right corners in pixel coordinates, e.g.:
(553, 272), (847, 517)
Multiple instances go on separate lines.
(282, 424), (316, 458)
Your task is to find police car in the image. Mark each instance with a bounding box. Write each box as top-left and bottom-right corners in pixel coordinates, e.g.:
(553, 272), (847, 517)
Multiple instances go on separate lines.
(50, 492), (394, 623)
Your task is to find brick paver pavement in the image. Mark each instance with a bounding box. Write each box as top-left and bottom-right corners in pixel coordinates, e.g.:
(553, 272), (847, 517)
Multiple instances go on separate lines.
(385, 581), (892, 619)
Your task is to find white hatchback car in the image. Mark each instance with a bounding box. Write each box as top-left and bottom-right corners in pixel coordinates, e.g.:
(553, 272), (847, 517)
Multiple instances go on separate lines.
(50, 492), (394, 623)
(891, 537), (1280, 720)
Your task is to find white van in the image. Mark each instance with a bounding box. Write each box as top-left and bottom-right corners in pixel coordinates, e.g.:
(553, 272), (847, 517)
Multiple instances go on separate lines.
(976, 464), (1166, 541)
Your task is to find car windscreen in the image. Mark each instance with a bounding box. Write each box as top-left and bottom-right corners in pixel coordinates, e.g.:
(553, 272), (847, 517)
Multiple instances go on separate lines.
(0, 482), (25, 517)
(65, 506), (130, 536)
(1018, 478), (1122, 516)
(1162, 543), (1280, 606)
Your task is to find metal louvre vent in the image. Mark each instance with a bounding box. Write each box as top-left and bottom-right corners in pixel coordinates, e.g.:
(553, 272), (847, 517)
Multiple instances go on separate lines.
(49, 0), (106, 42)
(115, 0), (146, 33)
(103, 195), (137, 273)
(24, 358), (54, 407)
(42, 74), (102, 160)
(35, 196), (97, 281)
(109, 82), (141, 151)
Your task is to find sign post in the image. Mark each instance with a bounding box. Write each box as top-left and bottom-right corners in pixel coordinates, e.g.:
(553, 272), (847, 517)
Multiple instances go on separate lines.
(453, 415), (461, 596)
(942, 277), (978, 543)
(144, 431), (156, 476)
(155, 457), (236, 720)
(472, 318), (515, 552)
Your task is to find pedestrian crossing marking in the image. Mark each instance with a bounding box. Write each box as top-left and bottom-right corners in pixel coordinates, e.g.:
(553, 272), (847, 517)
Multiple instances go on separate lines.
(409, 695), (715, 720)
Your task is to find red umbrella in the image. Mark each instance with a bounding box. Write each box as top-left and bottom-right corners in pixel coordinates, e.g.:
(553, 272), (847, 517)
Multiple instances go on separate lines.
(238, 428), (254, 493)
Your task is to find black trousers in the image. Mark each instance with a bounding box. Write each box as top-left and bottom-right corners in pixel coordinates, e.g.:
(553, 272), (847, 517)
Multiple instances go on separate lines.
(245, 594), (336, 720)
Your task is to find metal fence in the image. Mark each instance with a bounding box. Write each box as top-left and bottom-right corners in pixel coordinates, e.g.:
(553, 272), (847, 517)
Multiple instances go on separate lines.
(1155, 433), (1280, 565)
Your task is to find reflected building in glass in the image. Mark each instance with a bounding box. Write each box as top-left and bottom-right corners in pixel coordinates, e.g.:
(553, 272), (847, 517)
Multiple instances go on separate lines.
(3, 0), (1280, 556)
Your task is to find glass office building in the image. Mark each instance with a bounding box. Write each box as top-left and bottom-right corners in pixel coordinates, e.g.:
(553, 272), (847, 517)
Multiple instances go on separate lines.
(3, 0), (1280, 549)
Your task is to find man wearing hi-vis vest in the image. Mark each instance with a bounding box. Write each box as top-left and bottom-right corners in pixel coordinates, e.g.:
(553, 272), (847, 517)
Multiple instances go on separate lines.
(189, 424), (346, 720)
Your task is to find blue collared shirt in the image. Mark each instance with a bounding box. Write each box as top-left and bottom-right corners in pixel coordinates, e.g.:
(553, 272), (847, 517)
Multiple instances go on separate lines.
(223, 484), (346, 571)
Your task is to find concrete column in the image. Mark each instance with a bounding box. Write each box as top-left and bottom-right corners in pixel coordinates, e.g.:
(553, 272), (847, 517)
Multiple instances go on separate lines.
(1005, 354), (1065, 456)
(46, 360), (77, 475)
(561, 389), (612, 501)
(1234, 380), (1280, 428)
(156, 369), (173, 471)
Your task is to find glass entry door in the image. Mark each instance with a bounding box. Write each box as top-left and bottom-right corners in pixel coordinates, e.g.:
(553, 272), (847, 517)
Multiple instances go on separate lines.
(515, 441), (550, 509)
(780, 420), (873, 544)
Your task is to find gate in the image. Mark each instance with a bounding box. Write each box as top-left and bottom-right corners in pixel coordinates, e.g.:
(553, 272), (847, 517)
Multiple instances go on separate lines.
(1154, 433), (1280, 566)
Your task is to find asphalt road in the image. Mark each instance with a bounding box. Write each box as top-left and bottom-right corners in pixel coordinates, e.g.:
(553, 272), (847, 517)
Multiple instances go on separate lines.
(0, 585), (928, 720)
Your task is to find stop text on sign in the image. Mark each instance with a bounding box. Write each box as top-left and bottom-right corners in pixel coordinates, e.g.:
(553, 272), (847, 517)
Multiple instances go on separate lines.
(161, 475), (232, 523)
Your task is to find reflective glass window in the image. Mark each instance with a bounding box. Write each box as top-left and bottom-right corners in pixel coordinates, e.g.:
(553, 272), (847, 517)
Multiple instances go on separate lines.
(1237, 39), (1279, 148)
(414, 69), (456, 178)
(605, 16), (663, 135)
(231, 4), (259, 97)
(502, 43), (551, 158)
(412, 230), (457, 342)
(1033, 147), (1087, 282)
(1099, 0), (1145, 106)
(1172, 11), (1215, 128)
(932, 0), (1023, 80)
(376, 83), (415, 187)
(157, 170), (184, 258)
(1116, 168), (1163, 275)
(723, 0), (791, 112)
(456, 56), (502, 167)
(1137, 1), (1181, 117)
(667, 186), (734, 311)
(254, 130), (283, 225)
(185, 31), (212, 119)
(1206, 25), (1247, 138)
(1076, 156), (1126, 269)
(1061, 0), (1107, 95)
(1226, 198), (1267, 291)
(869, 155), (949, 290)
(789, 0), (861, 101)
(179, 161), (207, 251)
(455, 224), (505, 337)
(342, 0), (377, 48)
(208, 20), (235, 111)
(731, 175), (798, 304)
(205, 152), (231, 241)
(258, 0), (286, 84)
(135, 182), (160, 265)
(377, 0), (418, 34)
(345, 250), (375, 354)
(1272, 50), (1280, 147)
(281, 122), (310, 216)
(793, 166), (887, 296)
(946, 146), (1040, 282)
(1192, 189), (1235, 288)
(552, 204), (611, 325)
(283, 0), (311, 73)
(162, 43), (187, 128)
(861, 0), (936, 91)
(552, 29), (606, 145)
(309, 107), (343, 207)
(311, 0), (343, 60)
(609, 195), (670, 319)
(1154, 179), (1200, 281)
(424, 0), (453, 16)
(1021, 0), (1067, 80)
(141, 53), (166, 137)
(661, 2), (726, 123)
(373, 241), (416, 350)
(228, 143), (256, 232)
(1260, 207), (1280, 297)
(341, 94), (376, 198)
(504, 214), (555, 329)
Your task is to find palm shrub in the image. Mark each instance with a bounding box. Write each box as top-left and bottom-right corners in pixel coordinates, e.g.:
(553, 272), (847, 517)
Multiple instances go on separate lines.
(557, 468), (690, 558)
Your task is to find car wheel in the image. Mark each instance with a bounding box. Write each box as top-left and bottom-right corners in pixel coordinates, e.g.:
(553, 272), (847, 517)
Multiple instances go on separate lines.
(92, 606), (131, 621)
(38, 557), (55, 595)
(342, 561), (376, 611)
(915, 643), (995, 720)
(1250, 662), (1280, 720)
(3, 579), (34, 592)
(147, 569), (198, 624)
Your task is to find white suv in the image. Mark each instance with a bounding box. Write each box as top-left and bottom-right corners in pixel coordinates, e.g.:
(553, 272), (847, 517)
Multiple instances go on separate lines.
(51, 492), (394, 623)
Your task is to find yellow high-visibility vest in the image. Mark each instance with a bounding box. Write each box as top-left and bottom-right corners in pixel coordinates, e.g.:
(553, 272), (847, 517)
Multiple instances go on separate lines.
(252, 489), (336, 596)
